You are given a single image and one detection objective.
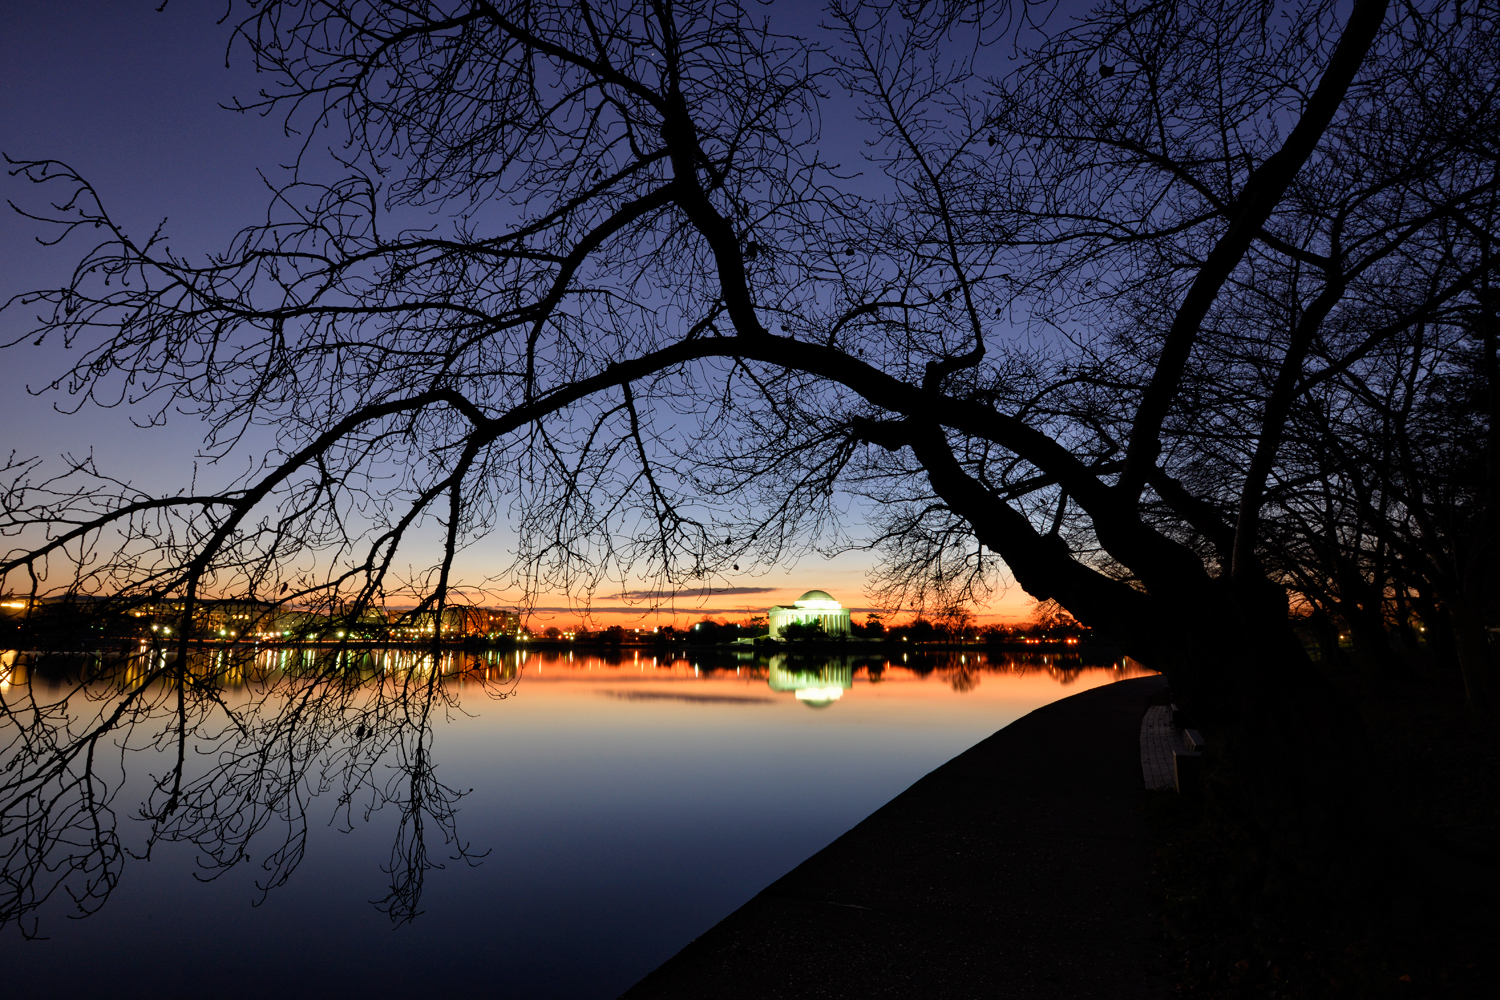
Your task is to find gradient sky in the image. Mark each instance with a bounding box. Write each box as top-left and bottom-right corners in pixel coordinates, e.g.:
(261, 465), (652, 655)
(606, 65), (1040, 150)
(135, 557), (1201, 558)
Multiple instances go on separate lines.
(0, 1), (1038, 628)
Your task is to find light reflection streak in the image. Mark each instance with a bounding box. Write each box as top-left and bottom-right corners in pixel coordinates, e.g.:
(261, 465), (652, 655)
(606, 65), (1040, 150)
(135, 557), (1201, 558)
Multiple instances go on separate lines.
(0, 641), (1151, 937)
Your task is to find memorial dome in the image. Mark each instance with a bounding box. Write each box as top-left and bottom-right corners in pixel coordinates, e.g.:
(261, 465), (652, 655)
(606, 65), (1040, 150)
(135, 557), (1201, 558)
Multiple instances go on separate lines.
(768, 589), (852, 638)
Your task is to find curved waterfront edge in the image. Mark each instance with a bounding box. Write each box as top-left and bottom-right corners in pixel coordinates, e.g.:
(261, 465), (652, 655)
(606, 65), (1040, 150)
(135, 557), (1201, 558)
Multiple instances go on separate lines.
(620, 673), (1169, 1000)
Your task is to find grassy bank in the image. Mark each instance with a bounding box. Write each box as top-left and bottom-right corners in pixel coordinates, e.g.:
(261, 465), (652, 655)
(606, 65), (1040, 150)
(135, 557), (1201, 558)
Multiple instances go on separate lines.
(1146, 671), (1499, 998)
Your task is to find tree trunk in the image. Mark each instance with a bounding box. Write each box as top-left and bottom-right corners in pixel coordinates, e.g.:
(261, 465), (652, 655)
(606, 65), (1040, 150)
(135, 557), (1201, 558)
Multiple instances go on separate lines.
(1410, 586), (1460, 678)
(1307, 605), (1346, 667)
(1446, 595), (1495, 716)
(1340, 596), (1411, 687)
(1097, 577), (1380, 907)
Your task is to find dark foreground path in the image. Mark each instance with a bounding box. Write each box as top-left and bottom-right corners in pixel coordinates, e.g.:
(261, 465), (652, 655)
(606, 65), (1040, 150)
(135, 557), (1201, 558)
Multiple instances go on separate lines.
(622, 674), (1170, 999)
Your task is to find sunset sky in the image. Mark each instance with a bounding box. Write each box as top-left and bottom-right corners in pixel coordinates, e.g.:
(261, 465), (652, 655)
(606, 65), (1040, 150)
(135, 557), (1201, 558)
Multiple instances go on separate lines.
(0, 2), (1037, 629)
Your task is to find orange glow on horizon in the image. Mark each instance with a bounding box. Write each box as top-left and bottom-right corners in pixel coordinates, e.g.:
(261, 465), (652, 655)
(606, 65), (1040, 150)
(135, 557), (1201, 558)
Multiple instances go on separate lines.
(511, 583), (1038, 632)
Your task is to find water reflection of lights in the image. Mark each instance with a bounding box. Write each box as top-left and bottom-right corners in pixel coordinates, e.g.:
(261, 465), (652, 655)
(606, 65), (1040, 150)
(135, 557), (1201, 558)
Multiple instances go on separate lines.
(767, 658), (854, 709)
(0, 647), (1150, 697)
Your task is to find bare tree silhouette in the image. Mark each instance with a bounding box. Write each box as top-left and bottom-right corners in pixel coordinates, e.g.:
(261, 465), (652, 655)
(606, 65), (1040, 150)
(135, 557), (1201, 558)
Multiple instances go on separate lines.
(1, 646), (502, 936)
(2, 0), (1496, 895)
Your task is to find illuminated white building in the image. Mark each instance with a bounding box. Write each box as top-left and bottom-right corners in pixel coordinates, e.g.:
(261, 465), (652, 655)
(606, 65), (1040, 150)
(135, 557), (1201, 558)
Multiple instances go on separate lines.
(767, 589), (851, 638)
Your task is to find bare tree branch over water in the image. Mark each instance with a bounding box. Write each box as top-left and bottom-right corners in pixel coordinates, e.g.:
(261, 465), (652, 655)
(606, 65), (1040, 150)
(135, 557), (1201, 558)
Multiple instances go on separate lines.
(3, 0), (1498, 919)
(1, 645), (504, 937)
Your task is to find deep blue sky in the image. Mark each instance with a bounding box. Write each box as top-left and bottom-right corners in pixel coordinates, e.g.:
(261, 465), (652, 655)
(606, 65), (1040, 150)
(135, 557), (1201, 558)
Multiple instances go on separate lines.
(1, 0), (302, 470)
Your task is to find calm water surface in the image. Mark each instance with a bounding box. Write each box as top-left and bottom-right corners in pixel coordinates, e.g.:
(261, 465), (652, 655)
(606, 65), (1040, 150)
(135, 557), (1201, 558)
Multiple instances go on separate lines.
(3, 647), (1148, 999)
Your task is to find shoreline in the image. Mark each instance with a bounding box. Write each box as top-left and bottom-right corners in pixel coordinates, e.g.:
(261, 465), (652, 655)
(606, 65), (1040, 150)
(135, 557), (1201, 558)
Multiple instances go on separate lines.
(0, 637), (1124, 655)
(621, 673), (1168, 998)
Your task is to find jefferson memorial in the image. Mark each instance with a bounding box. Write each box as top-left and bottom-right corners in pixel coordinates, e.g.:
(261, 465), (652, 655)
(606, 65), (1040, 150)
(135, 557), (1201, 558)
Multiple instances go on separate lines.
(767, 590), (852, 638)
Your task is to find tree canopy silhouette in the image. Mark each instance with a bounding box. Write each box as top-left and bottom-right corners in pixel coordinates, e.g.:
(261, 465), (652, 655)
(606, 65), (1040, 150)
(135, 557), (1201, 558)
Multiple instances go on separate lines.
(4, 0), (1499, 880)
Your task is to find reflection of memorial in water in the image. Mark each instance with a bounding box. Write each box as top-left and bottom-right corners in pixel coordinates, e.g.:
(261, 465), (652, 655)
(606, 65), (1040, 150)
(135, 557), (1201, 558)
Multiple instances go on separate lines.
(766, 656), (854, 708)
(1, 643), (1147, 945)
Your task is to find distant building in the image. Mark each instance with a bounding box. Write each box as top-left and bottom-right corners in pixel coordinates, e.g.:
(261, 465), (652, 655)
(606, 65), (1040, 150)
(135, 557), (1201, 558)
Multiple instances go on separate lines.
(389, 606), (521, 640)
(130, 598), (277, 638)
(131, 599), (522, 641)
(448, 606), (521, 637)
(200, 600), (278, 637)
(767, 590), (851, 638)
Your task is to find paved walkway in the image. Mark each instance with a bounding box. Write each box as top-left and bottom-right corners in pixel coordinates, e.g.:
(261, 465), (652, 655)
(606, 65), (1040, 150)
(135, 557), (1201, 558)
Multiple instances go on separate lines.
(621, 675), (1170, 999)
(1140, 704), (1187, 791)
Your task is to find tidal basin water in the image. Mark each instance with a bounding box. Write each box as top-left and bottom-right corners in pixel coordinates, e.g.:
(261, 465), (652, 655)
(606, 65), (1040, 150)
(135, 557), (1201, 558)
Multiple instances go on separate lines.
(4, 646), (1149, 999)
